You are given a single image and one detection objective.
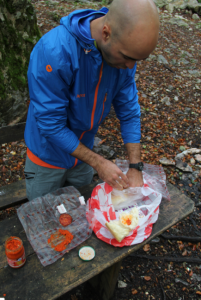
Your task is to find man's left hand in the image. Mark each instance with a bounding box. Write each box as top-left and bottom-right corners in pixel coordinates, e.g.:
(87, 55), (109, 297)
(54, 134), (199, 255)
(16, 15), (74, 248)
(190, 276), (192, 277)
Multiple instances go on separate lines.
(126, 168), (144, 187)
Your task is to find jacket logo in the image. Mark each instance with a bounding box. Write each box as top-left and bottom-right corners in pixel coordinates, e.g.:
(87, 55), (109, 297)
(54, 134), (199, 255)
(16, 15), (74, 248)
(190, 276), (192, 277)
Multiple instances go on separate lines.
(46, 65), (52, 72)
(77, 94), (85, 98)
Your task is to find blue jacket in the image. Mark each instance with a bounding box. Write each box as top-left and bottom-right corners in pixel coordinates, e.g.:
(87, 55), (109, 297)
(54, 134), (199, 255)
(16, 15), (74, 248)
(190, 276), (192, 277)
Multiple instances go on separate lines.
(25, 8), (141, 169)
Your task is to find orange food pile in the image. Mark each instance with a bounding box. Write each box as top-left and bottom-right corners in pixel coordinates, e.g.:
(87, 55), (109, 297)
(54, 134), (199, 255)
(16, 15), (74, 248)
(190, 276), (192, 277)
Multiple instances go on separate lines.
(6, 238), (21, 250)
(48, 229), (73, 252)
(121, 217), (132, 226)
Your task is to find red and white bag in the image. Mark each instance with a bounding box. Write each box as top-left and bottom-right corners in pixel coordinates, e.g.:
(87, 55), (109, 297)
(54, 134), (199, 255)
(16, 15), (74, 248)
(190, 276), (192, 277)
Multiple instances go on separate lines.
(86, 162), (170, 247)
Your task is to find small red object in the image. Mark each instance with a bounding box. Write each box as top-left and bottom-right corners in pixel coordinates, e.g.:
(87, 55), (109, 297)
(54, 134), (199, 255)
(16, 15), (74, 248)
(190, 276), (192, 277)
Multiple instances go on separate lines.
(59, 214), (72, 227)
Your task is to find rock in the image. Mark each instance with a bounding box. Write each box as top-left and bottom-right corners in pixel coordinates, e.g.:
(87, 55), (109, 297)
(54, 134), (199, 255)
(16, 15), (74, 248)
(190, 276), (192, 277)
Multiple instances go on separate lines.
(158, 55), (169, 64)
(153, 0), (167, 8)
(179, 58), (190, 65)
(161, 96), (171, 105)
(169, 17), (189, 28)
(135, 74), (140, 82)
(195, 154), (201, 162)
(159, 158), (175, 166)
(146, 54), (156, 61)
(191, 273), (201, 282)
(118, 280), (127, 288)
(190, 158), (195, 165)
(192, 13), (200, 19)
(176, 160), (193, 173)
(150, 237), (160, 244)
(175, 148), (201, 160)
(93, 137), (102, 147)
(93, 143), (115, 159)
(188, 70), (200, 76)
(175, 278), (189, 286)
(174, 96), (179, 101)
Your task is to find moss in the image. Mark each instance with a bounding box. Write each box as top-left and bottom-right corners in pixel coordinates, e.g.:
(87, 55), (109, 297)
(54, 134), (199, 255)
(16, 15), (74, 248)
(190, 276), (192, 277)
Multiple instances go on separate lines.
(0, 0), (41, 124)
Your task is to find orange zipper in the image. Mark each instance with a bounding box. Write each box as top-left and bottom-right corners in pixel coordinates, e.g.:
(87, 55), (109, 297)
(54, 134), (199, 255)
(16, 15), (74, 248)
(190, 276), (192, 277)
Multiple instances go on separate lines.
(73, 62), (103, 168)
(98, 92), (107, 124)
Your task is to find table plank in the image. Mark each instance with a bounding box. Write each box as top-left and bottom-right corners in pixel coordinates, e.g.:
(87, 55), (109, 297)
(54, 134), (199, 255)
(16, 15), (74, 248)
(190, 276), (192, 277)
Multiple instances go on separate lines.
(0, 183), (194, 300)
(0, 122), (25, 144)
(0, 180), (27, 210)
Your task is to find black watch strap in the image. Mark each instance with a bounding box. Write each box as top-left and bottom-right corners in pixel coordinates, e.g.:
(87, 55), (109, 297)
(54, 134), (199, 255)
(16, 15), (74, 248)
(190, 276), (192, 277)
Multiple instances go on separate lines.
(129, 162), (144, 171)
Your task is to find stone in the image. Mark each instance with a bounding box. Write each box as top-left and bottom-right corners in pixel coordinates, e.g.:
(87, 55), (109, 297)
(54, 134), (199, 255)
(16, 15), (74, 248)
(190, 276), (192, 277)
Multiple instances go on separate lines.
(179, 58), (190, 65)
(190, 158), (195, 165)
(158, 55), (169, 64)
(195, 154), (201, 162)
(135, 74), (140, 82)
(150, 237), (160, 244)
(174, 96), (179, 101)
(188, 70), (200, 76)
(175, 148), (201, 160)
(118, 280), (127, 288)
(161, 96), (171, 105)
(169, 17), (189, 28)
(153, 0), (167, 8)
(159, 158), (175, 165)
(192, 13), (200, 19)
(93, 137), (102, 147)
(176, 160), (193, 173)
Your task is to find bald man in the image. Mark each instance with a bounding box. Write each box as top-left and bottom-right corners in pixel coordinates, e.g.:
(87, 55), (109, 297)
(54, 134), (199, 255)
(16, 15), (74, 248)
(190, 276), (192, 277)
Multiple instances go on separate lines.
(24, 0), (159, 201)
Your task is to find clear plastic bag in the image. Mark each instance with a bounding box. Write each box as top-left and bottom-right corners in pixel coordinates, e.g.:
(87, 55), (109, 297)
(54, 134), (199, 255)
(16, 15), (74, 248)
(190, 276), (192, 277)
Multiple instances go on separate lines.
(115, 159), (171, 201)
(17, 186), (92, 266)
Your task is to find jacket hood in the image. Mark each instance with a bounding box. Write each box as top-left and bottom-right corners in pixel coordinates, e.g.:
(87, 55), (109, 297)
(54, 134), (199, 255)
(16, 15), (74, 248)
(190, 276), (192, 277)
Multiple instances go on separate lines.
(60, 8), (108, 47)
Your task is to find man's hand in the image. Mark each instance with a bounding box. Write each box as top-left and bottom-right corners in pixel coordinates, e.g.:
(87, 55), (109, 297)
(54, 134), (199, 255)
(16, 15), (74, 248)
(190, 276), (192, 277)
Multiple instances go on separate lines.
(126, 168), (143, 187)
(71, 142), (129, 189)
(96, 158), (129, 190)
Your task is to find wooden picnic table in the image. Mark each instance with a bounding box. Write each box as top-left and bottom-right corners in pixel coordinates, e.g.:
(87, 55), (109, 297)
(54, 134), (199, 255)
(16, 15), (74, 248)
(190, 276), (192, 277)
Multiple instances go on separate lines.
(0, 181), (194, 300)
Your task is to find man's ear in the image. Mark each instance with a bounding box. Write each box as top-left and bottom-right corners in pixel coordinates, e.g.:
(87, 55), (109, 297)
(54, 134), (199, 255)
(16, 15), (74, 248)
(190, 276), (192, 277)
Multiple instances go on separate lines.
(102, 24), (111, 42)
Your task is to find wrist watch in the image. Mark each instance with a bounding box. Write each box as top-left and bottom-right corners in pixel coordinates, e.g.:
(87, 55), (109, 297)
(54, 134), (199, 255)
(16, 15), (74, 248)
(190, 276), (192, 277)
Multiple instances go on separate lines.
(129, 162), (144, 171)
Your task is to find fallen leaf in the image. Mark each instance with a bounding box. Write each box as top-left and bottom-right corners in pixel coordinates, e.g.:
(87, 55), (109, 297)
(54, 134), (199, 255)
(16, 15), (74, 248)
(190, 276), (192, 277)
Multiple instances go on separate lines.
(131, 289), (138, 295)
(182, 249), (188, 256)
(179, 244), (184, 250)
(143, 244), (150, 252)
(144, 276), (151, 281)
(189, 270), (193, 277)
(196, 291), (201, 295)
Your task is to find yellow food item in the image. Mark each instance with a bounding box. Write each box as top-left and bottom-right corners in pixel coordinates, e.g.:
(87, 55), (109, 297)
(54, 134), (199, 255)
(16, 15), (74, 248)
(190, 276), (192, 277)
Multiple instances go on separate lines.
(105, 208), (139, 242)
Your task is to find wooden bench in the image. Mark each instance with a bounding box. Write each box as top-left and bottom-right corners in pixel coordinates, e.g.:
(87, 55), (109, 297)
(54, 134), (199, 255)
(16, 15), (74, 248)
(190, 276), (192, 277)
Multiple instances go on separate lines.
(0, 123), (195, 300)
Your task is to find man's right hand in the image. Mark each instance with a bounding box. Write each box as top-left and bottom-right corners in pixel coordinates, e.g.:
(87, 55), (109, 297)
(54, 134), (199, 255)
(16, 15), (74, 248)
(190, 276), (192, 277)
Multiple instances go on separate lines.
(95, 157), (129, 190)
(71, 142), (129, 189)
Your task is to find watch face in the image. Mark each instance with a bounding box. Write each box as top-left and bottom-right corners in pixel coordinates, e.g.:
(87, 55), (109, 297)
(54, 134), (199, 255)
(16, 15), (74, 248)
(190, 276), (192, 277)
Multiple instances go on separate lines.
(138, 162), (144, 171)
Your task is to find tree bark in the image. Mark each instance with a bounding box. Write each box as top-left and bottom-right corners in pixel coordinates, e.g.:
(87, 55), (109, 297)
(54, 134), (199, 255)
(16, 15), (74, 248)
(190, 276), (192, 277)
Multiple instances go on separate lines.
(0, 0), (41, 126)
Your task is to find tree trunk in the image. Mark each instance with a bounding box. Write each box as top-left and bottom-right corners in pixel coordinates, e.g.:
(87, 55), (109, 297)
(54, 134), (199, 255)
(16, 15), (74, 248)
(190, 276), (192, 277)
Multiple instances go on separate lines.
(0, 0), (41, 126)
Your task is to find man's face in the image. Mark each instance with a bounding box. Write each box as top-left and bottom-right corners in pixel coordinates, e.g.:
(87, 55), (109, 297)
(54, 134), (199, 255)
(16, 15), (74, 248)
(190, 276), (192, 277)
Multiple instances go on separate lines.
(99, 23), (158, 70)
(100, 37), (139, 69)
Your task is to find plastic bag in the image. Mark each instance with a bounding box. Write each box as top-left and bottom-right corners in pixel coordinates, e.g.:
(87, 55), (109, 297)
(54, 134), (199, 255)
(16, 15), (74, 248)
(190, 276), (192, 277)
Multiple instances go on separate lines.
(86, 162), (170, 247)
(115, 159), (171, 201)
(17, 186), (92, 266)
(111, 187), (144, 210)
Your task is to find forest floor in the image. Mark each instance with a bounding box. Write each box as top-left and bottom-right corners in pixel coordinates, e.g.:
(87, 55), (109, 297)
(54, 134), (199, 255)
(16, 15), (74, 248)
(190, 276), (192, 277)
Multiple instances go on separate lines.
(1, 1), (201, 299)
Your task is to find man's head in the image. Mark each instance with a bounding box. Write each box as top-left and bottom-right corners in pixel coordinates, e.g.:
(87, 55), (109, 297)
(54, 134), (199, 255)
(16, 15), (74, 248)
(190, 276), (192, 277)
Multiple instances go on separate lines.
(91, 0), (159, 69)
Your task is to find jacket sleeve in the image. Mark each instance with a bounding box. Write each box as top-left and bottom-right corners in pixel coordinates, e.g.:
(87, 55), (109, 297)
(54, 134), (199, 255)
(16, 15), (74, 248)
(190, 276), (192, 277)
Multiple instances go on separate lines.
(27, 29), (80, 154)
(112, 64), (141, 144)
